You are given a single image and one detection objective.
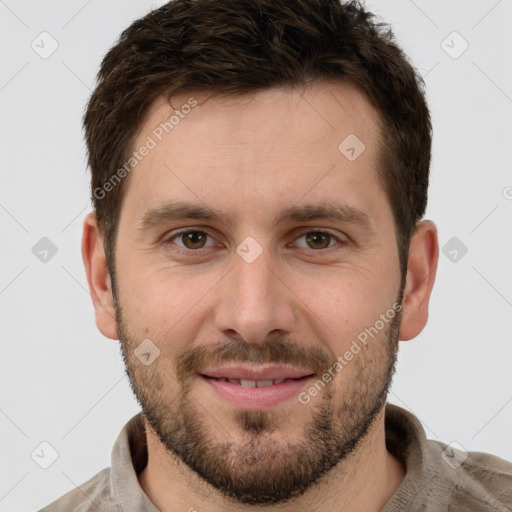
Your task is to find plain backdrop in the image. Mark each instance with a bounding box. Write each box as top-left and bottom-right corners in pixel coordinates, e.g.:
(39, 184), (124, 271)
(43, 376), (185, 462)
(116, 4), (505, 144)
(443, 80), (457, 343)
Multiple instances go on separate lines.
(1, 1), (511, 510)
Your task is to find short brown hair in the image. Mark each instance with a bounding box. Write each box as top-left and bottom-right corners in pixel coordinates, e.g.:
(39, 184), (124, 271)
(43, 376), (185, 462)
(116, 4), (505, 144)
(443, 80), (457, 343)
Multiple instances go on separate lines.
(84, 0), (431, 290)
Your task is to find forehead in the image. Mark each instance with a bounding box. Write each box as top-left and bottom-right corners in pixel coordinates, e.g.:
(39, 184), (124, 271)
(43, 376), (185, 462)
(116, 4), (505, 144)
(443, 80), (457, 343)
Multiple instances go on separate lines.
(145, 82), (380, 146)
(121, 82), (387, 230)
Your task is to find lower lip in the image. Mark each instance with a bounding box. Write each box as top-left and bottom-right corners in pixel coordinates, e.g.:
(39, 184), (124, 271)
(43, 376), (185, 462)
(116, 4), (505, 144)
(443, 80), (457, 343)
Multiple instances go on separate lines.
(199, 375), (314, 410)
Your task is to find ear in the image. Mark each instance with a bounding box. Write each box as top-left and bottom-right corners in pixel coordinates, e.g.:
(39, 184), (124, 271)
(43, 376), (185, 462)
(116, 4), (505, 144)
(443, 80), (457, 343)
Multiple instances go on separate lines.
(399, 220), (439, 341)
(81, 211), (119, 340)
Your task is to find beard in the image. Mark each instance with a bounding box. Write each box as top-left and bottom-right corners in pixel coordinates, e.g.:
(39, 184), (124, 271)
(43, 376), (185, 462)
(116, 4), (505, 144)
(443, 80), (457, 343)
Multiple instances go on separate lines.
(116, 298), (402, 505)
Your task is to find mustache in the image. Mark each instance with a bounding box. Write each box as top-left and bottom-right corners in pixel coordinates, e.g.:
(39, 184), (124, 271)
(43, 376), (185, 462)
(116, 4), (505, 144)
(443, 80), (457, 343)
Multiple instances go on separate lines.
(176, 335), (334, 382)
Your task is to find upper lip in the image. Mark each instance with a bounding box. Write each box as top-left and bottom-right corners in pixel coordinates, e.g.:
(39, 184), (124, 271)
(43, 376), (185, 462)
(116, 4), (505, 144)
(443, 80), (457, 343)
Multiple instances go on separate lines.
(200, 365), (315, 381)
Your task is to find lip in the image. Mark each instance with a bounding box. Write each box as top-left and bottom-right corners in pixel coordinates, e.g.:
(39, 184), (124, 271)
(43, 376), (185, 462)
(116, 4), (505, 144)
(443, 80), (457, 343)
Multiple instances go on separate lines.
(200, 364), (313, 381)
(198, 365), (315, 410)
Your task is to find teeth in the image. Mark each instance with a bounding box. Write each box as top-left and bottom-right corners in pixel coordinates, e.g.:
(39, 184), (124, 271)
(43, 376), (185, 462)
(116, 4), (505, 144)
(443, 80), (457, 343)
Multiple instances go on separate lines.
(219, 378), (288, 387)
(256, 380), (273, 388)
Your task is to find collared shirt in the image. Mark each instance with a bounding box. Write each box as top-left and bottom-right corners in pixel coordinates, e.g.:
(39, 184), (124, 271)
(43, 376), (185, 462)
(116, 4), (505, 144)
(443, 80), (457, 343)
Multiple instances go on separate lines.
(39, 403), (512, 511)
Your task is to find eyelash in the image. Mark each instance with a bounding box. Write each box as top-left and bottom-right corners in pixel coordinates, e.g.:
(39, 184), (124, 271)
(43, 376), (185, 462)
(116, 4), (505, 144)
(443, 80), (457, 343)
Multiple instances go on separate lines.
(162, 228), (348, 255)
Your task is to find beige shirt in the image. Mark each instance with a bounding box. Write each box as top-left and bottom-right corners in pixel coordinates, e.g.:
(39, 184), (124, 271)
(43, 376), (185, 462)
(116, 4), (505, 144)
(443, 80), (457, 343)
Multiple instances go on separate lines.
(39, 404), (512, 511)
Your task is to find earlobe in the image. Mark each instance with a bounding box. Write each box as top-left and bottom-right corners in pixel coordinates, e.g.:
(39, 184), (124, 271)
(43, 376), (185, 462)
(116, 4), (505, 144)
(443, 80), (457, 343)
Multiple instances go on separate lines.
(81, 212), (119, 340)
(399, 220), (439, 341)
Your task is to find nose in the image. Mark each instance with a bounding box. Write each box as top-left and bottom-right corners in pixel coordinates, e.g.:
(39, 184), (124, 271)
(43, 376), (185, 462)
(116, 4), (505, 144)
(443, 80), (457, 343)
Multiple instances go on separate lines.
(213, 245), (296, 344)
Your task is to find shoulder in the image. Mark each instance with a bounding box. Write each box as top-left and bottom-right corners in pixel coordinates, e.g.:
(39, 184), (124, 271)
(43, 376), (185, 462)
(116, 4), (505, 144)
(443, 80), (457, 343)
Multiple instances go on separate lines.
(384, 404), (512, 511)
(429, 439), (512, 510)
(38, 468), (117, 512)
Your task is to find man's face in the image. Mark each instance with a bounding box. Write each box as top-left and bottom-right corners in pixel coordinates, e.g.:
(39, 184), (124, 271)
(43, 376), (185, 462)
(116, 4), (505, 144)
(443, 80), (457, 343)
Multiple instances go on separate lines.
(112, 83), (404, 504)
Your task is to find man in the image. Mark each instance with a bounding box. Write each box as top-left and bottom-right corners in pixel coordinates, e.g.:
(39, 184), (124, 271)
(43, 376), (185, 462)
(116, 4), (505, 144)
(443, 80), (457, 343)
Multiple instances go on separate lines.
(41, 0), (512, 510)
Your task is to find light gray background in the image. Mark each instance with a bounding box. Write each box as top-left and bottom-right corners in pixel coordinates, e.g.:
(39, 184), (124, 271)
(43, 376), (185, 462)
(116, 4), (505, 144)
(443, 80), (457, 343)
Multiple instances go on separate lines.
(1, 1), (511, 510)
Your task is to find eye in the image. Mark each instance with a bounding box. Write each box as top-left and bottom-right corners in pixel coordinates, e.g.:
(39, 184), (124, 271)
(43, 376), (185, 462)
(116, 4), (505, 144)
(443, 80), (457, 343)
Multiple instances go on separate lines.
(292, 230), (346, 250)
(162, 228), (347, 254)
(165, 229), (219, 251)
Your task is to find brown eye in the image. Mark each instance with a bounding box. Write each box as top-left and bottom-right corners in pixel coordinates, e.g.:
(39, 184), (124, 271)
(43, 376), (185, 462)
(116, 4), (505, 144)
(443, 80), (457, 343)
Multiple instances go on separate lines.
(163, 228), (222, 254)
(291, 229), (346, 251)
(305, 232), (332, 249)
(180, 231), (208, 249)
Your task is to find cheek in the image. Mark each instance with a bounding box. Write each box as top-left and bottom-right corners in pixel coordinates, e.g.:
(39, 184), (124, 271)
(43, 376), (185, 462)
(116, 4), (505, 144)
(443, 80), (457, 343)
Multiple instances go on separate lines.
(117, 262), (221, 350)
(291, 265), (395, 350)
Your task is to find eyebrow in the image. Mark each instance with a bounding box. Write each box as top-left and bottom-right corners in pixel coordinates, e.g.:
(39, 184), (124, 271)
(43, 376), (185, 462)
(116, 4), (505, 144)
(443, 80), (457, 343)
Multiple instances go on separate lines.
(137, 200), (375, 236)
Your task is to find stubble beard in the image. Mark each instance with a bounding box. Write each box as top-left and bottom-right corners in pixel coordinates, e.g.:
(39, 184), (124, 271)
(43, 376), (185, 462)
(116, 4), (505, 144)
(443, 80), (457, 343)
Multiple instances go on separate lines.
(117, 305), (401, 505)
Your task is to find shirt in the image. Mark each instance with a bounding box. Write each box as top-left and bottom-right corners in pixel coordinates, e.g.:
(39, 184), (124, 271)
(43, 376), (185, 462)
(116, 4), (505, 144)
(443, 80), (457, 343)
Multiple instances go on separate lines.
(39, 403), (512, 511)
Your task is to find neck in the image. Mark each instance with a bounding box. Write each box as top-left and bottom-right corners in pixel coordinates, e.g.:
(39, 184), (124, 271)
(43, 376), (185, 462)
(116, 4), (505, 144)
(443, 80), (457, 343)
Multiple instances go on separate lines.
(139, 406), (406, 512)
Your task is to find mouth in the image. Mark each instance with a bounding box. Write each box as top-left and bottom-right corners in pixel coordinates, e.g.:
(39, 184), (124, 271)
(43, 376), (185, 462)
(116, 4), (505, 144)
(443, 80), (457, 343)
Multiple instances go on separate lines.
(198, 365), (316, 409)
(202, 376), (311, 387)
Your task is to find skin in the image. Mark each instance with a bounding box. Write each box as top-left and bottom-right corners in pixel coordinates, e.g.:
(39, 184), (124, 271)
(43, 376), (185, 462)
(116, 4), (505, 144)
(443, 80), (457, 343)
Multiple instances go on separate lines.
(82, 81), (439, 511)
